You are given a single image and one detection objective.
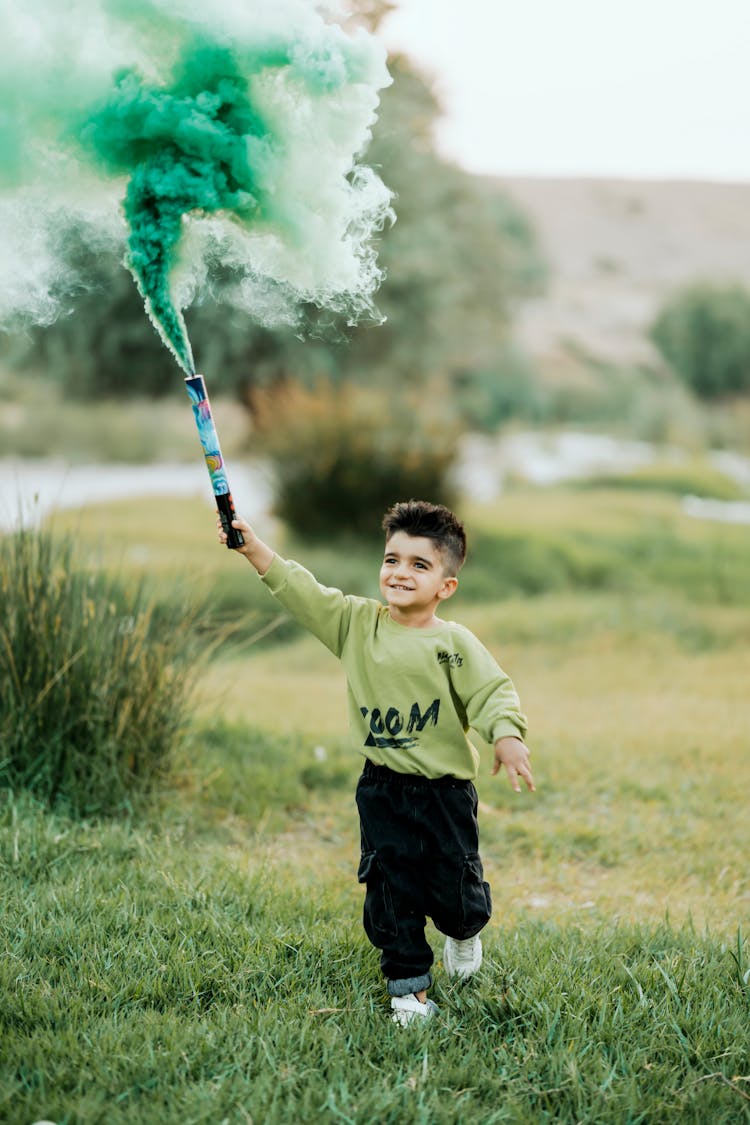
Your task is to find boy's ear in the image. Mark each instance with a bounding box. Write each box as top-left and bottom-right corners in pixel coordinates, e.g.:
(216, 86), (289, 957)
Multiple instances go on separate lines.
(437, 576), (458, 600)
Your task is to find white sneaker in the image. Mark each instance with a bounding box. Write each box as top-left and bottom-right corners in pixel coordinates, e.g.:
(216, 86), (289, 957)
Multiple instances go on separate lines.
(390, 993), (440, 1027)
(444, 935), (482, 979)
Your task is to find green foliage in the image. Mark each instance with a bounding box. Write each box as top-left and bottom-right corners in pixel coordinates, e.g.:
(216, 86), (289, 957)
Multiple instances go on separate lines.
(455, 527), (621, 603)
(0, 526), (197, 814)
(349, 55), (545, 388)
(255, 382), (459, 539)
(650, 281), (750, 399)
(472, 589), (750, 655)
(452, 349), (545, 431)
(575, 459), (745, 500)
(266, 488), (750, 609)
(463, 490), (750, 607)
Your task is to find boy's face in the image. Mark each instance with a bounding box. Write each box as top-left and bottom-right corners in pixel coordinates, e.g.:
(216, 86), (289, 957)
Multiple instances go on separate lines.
(379, 531), (458, 618)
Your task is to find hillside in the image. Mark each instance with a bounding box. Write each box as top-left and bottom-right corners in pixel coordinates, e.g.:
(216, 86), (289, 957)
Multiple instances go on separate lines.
(498, 177), (750, 368)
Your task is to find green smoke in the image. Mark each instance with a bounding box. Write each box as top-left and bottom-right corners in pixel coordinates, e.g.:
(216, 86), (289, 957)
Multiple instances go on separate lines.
(0, 0), (393, 370)
(82, 46), (275, 373)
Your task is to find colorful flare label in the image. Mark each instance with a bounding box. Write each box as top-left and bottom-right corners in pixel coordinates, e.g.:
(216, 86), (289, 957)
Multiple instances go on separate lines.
(185, 375), (229, 496)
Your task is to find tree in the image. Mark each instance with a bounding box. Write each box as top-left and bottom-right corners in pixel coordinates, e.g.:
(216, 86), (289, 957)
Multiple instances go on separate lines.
(339, 55), (546, 386)
(650, 281), (750, 399)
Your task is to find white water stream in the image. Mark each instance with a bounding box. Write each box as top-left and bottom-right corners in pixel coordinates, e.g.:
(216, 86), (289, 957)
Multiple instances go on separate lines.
(2, 431), (750, 532)
(0, 459), (274, 534)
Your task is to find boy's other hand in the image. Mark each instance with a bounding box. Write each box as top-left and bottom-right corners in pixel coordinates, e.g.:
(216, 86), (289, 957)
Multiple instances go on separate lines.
(492, 736), (535, 793)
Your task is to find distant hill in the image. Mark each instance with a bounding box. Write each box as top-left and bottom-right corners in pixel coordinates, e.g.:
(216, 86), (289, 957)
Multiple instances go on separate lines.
(497, 177), (750, 368)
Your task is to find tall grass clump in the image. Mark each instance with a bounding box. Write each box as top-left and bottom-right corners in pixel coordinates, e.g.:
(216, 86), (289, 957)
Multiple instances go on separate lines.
(0, 525), (198, 815)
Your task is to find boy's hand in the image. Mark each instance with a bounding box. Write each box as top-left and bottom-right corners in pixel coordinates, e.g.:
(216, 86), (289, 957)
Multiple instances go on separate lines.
(217, 512), (252, 550)
(492, 736), (535, 793)
(216, 513), (274, 574)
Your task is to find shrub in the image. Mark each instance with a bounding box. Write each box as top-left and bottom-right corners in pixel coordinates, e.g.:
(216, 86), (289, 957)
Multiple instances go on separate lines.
(0, 526), (198, 814)
(253, 382), (460, 539)
(451, 349), (544, 432)
(650, 281), (750, 399)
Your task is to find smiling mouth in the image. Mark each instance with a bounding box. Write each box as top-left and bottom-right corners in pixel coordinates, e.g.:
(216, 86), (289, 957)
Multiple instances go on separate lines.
(389, 584), (413, 592)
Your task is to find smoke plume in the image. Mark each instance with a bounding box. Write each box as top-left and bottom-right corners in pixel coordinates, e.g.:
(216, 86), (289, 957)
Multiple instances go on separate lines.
(0, 0), (393, 372)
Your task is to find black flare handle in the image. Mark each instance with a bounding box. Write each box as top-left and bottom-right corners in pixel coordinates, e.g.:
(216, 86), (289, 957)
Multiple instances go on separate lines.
(216, 491), (245, 550)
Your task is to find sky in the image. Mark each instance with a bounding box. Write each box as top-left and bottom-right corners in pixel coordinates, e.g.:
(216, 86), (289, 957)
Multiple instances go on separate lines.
(379, 0), (750, 182)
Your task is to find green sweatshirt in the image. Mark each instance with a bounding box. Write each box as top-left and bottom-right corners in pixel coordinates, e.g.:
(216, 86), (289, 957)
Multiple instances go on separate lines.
(261, 555), (527, 780)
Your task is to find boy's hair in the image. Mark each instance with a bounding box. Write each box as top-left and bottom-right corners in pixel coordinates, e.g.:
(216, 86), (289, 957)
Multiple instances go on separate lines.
(382, 500), (467, 576)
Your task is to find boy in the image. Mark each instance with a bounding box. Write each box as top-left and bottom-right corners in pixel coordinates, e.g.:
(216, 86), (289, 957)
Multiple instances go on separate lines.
(219, 500), (533, 1025)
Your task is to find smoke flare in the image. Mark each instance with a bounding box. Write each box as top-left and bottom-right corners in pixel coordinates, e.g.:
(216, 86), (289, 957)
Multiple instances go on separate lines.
(0, 0), (393, 371)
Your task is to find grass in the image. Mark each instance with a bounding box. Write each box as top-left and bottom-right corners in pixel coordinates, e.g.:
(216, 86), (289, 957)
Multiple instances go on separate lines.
(0, 527), (199, 813)
(573, 458), (747, 500)
(48, 481), (750, 651)
(188, 608), (750, 937)
(2, 784), (750, 1124)
(2, 485), (750, 1122)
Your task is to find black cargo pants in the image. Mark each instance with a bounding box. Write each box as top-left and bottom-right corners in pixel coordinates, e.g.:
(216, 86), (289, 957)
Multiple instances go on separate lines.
(355, 759), (492, 997)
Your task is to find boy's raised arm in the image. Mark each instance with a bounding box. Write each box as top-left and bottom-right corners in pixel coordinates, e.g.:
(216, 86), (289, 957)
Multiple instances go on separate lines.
(218, 513), (354, 657)
(217, 514), (274, 575)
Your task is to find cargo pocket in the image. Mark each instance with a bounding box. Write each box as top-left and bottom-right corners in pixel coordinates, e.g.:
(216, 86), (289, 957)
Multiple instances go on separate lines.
(459, 852), (492, 935)
(358, 849), (398, 942)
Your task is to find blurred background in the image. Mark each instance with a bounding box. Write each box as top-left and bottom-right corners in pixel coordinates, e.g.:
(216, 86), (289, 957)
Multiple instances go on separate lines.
(1, 0), (749, 532)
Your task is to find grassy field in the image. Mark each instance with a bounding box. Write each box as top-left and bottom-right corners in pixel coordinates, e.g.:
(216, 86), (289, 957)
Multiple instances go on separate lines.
(2, 484), (750, 1123)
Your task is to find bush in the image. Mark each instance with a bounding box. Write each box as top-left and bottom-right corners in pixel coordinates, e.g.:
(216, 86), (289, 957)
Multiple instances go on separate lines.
(253, 382), (460, 539)
(451, 349), (544, 432)
(650, 281), (750, 399)
(0, 526), (198, 814)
